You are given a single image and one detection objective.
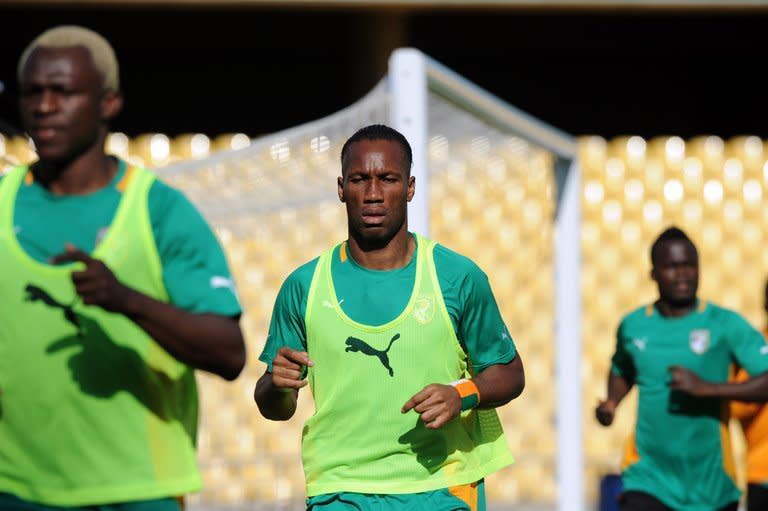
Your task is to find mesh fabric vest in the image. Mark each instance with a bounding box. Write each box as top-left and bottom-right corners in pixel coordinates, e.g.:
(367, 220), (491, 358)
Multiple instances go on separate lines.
(0, 166), (201, 506)
(302, 234), (513, 496)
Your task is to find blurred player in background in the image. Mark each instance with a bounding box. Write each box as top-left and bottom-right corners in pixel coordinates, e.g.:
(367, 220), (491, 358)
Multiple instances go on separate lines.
(730, 279), (768, 511)
(254, 124), (525, 511)
(0, 25), (246, 511)
(595, 226), (768, 511)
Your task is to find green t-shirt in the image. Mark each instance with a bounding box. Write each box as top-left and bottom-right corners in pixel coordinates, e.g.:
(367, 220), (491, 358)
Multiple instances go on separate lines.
(612, 300), (768, 511)
(1, 159), (240, 316)
(259, 234), (517, 373)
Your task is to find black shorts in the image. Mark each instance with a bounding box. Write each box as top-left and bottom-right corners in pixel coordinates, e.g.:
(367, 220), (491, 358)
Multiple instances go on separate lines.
(619, 490), (738, 511)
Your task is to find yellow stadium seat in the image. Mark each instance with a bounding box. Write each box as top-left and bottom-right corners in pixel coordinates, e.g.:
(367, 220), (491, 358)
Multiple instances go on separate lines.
(688, 135), (724, 162)
(130, 133), (173, 168)
(726, 135), (764, 172)
(212, 133), (252, 153)
(105, 132), (131, 160)
(578, 135), (607, 179)
(172, 133), (211, 160)
(2, 136), (36, 168)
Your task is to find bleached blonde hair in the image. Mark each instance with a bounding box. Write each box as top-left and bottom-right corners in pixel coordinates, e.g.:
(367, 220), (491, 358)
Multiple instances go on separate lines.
(17, 25), (120, 92)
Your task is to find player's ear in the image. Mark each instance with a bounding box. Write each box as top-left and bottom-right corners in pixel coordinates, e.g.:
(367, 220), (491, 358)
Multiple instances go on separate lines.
(337, 176), (345, 203)
(101, 90), (123, 121)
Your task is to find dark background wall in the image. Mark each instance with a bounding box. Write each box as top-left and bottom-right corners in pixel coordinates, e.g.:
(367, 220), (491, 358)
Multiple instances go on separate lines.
(1, 5), (766, 139)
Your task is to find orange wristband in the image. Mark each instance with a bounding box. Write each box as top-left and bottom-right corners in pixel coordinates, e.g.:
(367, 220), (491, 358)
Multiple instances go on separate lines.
(451, 378), (480, 410)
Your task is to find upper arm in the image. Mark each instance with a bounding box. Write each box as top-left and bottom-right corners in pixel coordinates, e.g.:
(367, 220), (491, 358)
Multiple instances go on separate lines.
(610, 321), (635, 380)
(148, 180), (241, 316)
(258, 261), (316, 371)
(440, 250), (516, 373)
(726, 312), (768, 376)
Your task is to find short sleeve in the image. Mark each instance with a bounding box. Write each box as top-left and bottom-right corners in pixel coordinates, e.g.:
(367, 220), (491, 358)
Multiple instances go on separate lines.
(148, 179), (241, 316)
(435, 246), (516, 373)
(611, 320), (636, 380)
(724, 312), (768, 377)
(258, 259), (317, 371)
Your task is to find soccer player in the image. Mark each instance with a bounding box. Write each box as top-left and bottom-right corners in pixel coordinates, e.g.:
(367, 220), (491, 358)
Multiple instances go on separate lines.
(595, 226), (768, 511)
(730, 279), (768, 511)
(0, 26), (246, 510)
(254, 124), (525, 511)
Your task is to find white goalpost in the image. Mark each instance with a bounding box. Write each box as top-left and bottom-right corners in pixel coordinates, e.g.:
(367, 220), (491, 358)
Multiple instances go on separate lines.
(388, 48), (582, 511)
(161, 47), (583, 511)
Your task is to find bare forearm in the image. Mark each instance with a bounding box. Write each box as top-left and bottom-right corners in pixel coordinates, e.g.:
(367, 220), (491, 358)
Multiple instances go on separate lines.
(121, 287), (245, 380)
(254, 372), (298, 420)
(696, 372), (768, 402)
(606, 373), (633, 405)
(474, 354), (525, 409)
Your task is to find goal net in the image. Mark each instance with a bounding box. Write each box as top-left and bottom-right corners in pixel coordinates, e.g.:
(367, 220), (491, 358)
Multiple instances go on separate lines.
(157, 48), (580, 511)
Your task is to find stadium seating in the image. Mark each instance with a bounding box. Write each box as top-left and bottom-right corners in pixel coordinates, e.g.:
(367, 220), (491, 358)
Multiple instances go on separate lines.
(2, 132), (764, 507)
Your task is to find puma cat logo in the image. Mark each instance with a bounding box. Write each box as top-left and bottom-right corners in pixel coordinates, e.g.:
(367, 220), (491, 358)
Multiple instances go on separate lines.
(345, 333), (400, 377)
(25, 284), (83, 337)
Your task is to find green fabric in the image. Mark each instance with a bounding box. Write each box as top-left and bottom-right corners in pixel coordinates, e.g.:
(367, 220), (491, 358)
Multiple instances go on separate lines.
(259, 234), (516, 373)
(301, 234), (513, 496)
(612, 300), (768, 510)
(306, 479), (486, 511)
(0, 167), (201, 506)
(0, 493), (180, 511)
(460, 394), (480, 411)
(1, 160), (240, 316)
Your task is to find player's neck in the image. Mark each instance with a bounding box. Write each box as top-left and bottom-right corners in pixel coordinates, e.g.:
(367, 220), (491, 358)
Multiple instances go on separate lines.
(655, 298), (697, 318)
(33, 147), (117, 196)
(346, 229), (415, 271)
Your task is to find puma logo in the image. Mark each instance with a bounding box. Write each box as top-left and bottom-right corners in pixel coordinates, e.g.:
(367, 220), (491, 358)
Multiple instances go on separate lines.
(25, 284), (83, 337)
(345, 333), (400, 377)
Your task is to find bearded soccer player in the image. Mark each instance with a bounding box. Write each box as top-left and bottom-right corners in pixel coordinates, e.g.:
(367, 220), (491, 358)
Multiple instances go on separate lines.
(254, 124), (525, 511)
(596, 227), (768, 511)
(0, 26), (245, 510)
(731, 279), (768, 511)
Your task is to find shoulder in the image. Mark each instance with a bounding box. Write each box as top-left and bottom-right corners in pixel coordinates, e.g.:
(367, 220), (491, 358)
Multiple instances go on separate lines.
(146, 176), (215, 241)
(281, 256), (321, 295)
(703, 301), (735, 317)
(147, 176), (195, 213)
(618, 304), (654, 331)
(432, 242), (488, 284)
(704, 301), (752, 327)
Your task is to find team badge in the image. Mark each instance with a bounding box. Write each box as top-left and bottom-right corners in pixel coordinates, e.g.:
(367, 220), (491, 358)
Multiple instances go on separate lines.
(689, 329), (710, 355)
(413, 295), (435, 324)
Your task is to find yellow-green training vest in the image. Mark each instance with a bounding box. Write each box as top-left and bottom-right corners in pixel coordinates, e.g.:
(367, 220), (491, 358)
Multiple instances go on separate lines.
(0, 166), (201, 506)
(302, 234), (514, 496)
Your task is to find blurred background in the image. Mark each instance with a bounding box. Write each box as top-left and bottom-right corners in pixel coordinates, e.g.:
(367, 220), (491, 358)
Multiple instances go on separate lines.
(2, 1), (768, 139)
(2, 1), (768, 510)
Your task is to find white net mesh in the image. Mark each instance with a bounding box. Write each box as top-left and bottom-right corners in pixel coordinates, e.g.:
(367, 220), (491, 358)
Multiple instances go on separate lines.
(426, 91), (557, 505)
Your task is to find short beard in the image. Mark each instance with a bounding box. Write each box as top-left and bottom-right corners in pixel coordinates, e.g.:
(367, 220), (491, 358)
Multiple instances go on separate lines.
(348, 218), (405, 253)
(665, 294), (697, 309)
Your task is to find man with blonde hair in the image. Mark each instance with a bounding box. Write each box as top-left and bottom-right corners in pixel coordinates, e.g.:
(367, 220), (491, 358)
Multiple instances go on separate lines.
(0, 25), (246, 511)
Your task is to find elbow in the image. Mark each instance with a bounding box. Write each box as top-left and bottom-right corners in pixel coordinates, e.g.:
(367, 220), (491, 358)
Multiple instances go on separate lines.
(505, 356), (526, 402)
(499, 373), (525, 406)
(221, 345), (247, 381)
(510, 372), (525, 401)
(258, 407), (294, 421)
(215, 331), (247, 381)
